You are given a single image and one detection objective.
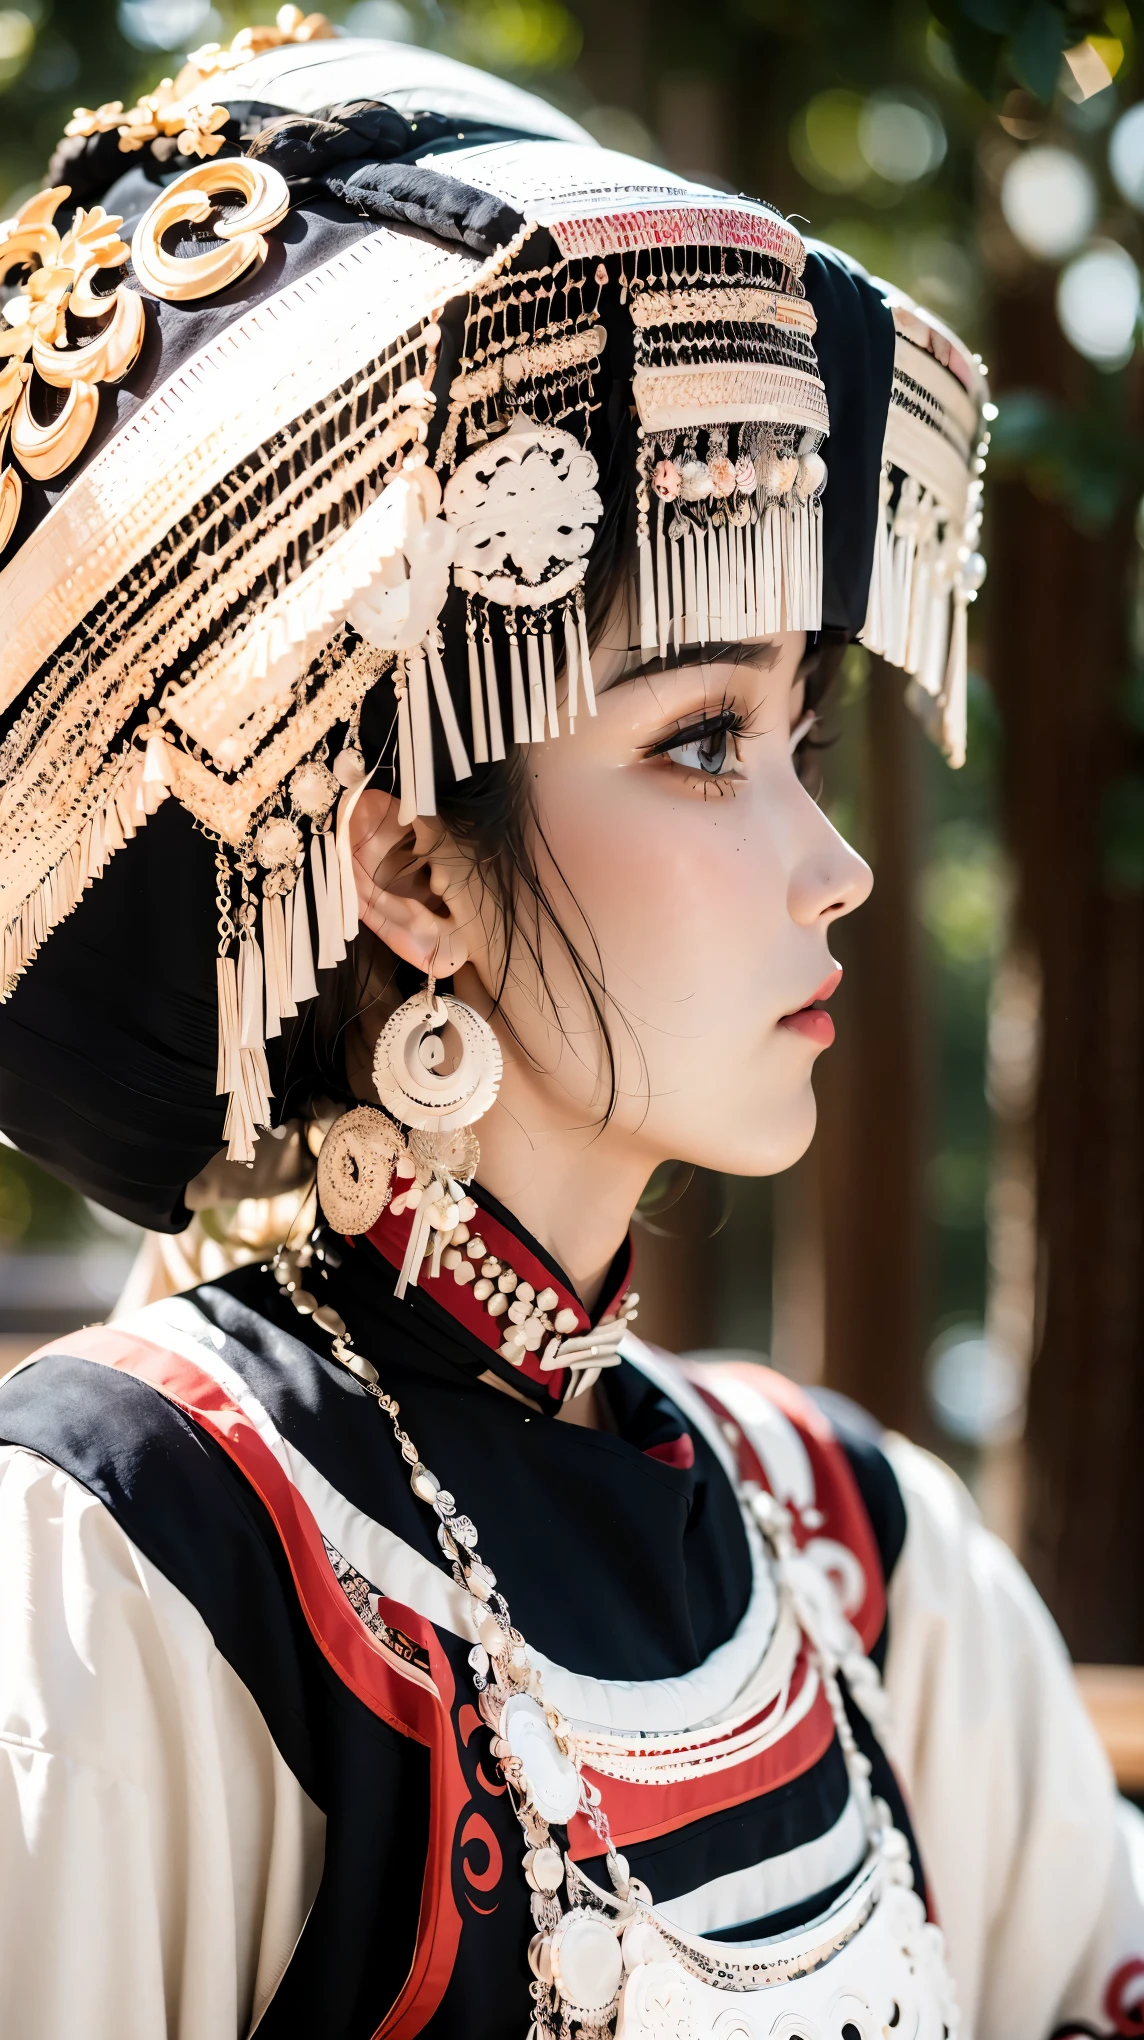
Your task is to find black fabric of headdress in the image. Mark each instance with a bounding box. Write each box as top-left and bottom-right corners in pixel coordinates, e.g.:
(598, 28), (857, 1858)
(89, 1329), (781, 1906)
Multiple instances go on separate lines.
(802, 244), (896, 638)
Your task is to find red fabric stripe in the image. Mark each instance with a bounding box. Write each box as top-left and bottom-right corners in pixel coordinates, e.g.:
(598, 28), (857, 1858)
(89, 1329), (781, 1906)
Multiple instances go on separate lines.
(566, 1675), (834, 1856)
(644, 1433), (696, 1471)
(365, 1200), (633, 1407)
(40, 1325), (466, 2040)
(683, 1361), (887, 1653)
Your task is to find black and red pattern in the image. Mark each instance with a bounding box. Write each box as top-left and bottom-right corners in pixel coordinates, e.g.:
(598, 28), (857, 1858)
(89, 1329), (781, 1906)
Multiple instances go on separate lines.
(0, 1194), (918, 2038)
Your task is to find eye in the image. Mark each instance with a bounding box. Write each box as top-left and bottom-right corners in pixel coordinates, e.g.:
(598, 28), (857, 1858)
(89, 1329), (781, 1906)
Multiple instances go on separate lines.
(664, 726), (734, 771)
(658, 716), (741, 777)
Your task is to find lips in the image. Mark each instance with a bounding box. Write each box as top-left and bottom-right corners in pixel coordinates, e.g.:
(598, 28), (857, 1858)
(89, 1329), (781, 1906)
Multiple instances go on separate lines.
(777, 967), (842, 1049)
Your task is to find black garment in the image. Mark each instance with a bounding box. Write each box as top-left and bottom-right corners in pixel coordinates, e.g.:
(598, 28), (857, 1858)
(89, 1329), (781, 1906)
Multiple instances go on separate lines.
(0, 1200), (917, 2039)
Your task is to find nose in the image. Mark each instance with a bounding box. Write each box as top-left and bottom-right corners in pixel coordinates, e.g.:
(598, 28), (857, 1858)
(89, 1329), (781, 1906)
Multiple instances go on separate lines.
(787, 805), (873, 928)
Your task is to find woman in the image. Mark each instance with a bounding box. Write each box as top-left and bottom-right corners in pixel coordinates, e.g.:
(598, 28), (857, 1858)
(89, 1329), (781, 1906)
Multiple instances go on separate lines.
(0, 22), (1138, 2039)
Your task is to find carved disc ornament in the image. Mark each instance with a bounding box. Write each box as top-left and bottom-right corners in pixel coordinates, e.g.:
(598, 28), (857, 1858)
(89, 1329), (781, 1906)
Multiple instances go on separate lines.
(443, 416), (603, 607)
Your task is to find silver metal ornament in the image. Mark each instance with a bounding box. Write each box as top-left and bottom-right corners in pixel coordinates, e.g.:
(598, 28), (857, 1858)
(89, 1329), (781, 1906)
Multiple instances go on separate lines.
(372, 990), (502, 1133)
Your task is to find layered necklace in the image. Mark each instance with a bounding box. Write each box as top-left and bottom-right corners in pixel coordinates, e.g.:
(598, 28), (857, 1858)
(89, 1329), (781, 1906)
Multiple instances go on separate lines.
(271, 1231), (957, 2040)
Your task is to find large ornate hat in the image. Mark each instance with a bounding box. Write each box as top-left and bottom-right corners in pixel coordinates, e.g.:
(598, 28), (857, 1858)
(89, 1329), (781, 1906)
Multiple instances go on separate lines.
(0, 17), (990, 1226)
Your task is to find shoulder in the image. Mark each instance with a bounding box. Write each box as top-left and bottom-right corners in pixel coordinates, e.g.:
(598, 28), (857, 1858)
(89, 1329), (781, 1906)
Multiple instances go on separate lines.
(0, 1301), (334, 1799)
(632, 1346), (905, 1657)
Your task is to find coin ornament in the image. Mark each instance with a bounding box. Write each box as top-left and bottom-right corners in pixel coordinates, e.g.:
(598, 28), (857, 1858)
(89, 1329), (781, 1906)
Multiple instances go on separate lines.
(316, 1105), (406, 1234)
(550, 1909), (625, 2022)
(502, 1694), (582, 1826)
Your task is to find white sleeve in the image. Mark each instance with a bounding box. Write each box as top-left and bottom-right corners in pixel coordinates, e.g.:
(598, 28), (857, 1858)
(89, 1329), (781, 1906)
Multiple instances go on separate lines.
(883, 1435), (1144, 2040)
(0, 1445), (325, 2040)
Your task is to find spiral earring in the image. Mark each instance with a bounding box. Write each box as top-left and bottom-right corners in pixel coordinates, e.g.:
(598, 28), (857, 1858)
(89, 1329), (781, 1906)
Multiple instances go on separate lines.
(371, 971), (502, 1295)
(316, 974), (502, 1298)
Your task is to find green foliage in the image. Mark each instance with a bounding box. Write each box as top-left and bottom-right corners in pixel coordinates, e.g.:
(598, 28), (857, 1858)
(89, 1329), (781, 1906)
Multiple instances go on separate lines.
(991, 385), (1144, 530)
(1102, 771), (1144, 888)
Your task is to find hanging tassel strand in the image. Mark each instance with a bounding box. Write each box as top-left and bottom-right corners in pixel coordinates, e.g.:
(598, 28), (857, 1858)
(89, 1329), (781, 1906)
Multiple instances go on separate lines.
(481, 615), (506, 761)
(506, 616), (529, 745)
(466, 601), (488, 766)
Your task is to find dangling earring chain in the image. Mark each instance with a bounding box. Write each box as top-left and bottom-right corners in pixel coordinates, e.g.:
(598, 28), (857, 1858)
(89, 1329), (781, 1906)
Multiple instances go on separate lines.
(266, 1249), (901, 2040)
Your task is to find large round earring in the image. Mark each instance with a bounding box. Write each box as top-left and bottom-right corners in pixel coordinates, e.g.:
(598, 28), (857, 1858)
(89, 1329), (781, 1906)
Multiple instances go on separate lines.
(372, 979), (502, 1132)
(371, 974), (502, 1295)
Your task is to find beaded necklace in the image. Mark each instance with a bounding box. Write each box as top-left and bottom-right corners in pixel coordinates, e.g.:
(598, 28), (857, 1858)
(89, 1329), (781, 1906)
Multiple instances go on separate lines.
(270, 1237), (952, 2040)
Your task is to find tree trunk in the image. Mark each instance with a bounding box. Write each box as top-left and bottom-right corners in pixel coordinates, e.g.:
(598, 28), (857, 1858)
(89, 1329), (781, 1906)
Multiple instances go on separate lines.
(816, 660), (930, 1440)
(989, 284), (1144, 1661)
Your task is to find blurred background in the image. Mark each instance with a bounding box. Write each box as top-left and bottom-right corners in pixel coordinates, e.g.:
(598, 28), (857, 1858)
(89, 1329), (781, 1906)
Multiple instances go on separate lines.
(0, 0), (1142, 1715)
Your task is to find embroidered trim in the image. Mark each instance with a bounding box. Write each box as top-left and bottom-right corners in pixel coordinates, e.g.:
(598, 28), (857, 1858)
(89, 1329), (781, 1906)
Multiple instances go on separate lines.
(550, 206), (805, 271)
(629, 286), (817, 336)
(632, 364), (830, 433)
(0, 228), (482, 717)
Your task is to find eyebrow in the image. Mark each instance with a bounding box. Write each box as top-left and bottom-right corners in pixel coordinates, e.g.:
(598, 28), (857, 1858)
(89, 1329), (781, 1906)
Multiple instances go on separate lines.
(599, 640), (784, 691)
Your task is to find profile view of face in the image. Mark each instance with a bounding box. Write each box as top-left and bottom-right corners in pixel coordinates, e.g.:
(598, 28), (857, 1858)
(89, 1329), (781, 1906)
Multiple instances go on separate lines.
(350, 627), (872, 1201)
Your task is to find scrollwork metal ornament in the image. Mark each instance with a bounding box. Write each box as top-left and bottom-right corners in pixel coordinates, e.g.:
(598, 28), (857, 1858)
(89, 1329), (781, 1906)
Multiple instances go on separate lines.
(130, 158), (292, 303)
(0, 185), (145, 500)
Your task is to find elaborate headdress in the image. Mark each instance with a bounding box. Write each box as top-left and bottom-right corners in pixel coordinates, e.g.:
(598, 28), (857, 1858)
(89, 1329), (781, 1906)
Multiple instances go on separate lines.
(0, 20), (990, 1225)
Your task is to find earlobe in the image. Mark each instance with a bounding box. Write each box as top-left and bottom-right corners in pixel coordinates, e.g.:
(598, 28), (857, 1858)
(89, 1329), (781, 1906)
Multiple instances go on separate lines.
(348, 786), (471, 976)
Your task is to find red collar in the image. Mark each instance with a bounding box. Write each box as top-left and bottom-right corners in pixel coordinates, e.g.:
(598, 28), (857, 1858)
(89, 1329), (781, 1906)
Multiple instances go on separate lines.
(365, 1191), (634, 1406)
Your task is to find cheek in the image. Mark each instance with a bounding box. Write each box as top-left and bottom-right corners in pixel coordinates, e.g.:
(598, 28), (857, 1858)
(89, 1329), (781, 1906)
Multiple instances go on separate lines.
(537, 765), (784, 1012)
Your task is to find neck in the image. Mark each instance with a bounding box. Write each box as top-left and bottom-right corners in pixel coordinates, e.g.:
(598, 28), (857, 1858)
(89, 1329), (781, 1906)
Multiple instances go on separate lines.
(345, 979), (656, 1314)
(470, 1084), (654, 1315)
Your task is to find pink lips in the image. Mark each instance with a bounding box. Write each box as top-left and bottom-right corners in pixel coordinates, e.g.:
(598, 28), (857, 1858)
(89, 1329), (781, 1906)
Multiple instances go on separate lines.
(777, 967), (842, 1049)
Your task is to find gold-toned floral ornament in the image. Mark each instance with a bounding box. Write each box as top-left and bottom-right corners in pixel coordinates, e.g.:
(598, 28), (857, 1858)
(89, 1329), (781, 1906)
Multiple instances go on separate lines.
(66, 10), (332, 167)
(113, 80), (231, 162)
(0, 185), (144, 533)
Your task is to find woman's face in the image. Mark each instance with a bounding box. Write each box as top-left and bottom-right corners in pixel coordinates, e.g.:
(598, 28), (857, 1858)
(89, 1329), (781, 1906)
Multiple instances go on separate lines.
(448, 628), (872, 1181)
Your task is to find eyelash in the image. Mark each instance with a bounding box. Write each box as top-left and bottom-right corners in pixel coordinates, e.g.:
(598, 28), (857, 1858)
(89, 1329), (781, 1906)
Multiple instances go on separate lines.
(645, 708), (746, 782)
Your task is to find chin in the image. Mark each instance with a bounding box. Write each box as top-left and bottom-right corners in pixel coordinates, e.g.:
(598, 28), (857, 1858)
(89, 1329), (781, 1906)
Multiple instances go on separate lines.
(679, 1081), (819, 1179)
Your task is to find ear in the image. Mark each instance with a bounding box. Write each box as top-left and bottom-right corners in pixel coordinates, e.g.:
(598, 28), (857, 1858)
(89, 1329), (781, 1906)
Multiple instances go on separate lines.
(349, 788), (472, 977)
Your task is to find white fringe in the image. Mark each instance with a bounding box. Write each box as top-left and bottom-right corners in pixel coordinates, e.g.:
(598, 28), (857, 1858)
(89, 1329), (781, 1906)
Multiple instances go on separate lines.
(564, 607), (580, 729)
(407, 649), (436, 817)
(507, 628), (529, 745)
(638, 526), (657, 650)
(467, 628), (488, 765)
(290, 869), (318, 1004)
(425, 631), (471, 783)
(313, 831), (346, 971)
(482, 626), (506, 760)
(261, 889), (294, 1037)
(576, 598), (597, 716)
(683, 527), (698, 645)
(542, 624), (560, 739)
(396, 667), (417, 827)
(941, 588), (969, 770)
(655, 499), (669, 661)
(526, 631), (546, 743)
(1, 737), (171, 1002)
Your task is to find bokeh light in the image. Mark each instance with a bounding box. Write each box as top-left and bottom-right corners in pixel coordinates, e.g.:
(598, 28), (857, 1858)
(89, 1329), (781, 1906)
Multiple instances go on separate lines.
(1000, 146), (1098, 262)
(343, 0), (414, 35)
(928, 1330), (1026, 1446)
(1056, 241), (1140, 367)
(118, 0), (212, 48)
(0, 6), (34, 80)
(1109, 101), (1144, 209)
(858, 92), (946, 184)
(790, 89), (867, 193)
